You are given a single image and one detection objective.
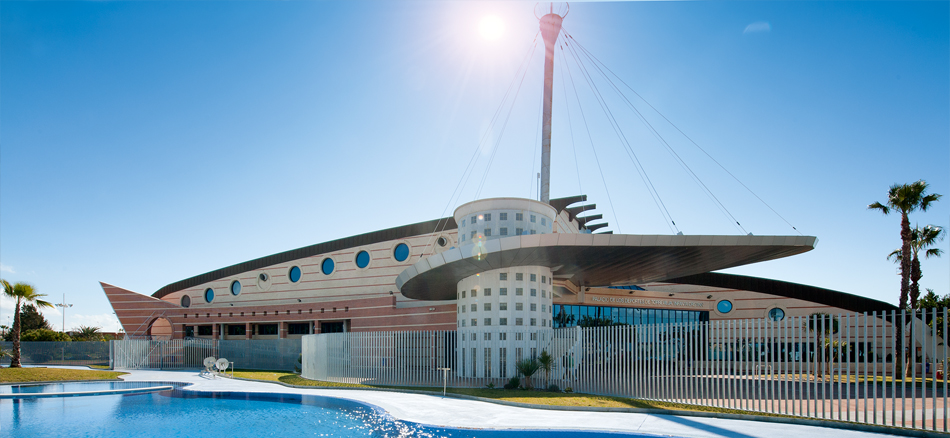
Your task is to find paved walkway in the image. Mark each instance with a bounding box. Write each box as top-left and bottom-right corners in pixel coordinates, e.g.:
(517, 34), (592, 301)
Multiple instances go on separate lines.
(109, 369), (903, 438)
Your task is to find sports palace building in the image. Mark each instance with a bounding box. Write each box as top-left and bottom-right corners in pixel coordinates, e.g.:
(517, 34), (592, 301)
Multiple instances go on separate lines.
(101, 194), (895, 342)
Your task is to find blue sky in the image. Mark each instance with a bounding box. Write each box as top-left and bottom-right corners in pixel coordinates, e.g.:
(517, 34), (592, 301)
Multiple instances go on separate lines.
(1, 1), (947, 331)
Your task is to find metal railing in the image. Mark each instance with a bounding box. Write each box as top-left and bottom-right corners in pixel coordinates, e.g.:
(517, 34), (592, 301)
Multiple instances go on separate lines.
(110, 339), (300, 371)
(303, 308), (950, 432)
(0, 341), (110, 366)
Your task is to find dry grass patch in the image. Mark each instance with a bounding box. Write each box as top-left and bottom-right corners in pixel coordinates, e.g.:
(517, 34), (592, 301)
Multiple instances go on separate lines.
(0, 367), (126, 383)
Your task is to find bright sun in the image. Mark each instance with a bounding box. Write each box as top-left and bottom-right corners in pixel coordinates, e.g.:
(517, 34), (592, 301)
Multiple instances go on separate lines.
(478, 15), (505, 41)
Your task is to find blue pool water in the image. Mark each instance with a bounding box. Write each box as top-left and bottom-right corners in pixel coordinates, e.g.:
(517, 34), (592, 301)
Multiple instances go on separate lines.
(0, 384), (665, 438)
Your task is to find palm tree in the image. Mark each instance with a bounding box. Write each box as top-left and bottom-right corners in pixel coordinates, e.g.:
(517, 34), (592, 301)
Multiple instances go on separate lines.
(73, 325), (105, 342)
(515, 358), (541, 389)
(869, 180), (942, 310)
(887, 225), (945, 309)
(1, 280), (53, 367)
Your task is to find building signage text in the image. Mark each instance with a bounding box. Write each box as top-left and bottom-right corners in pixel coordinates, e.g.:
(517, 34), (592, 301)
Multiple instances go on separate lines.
(588, 296), (706, 309)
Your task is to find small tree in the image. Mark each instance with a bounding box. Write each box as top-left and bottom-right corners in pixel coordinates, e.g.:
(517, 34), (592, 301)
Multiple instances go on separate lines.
(2, 280), (53, 368)
(515, 358), (541, 389)
(537, 350), (553, 388)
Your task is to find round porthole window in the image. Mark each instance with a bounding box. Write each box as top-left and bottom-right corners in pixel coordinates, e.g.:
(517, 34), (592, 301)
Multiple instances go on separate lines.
(768, 308), (785, 321)
(289, 266), (302, 283)
(321, 258), (335, 275)
(230, 280), (241, 296)
(181, 295), (191, 308)
(259, 273), (269, 282)
(716, 300), (733, 314)
(355, 251), (370, 269)
(437, 237), (447, 247)
(204, 288), (214, 303)
(394, 243), (410, 262)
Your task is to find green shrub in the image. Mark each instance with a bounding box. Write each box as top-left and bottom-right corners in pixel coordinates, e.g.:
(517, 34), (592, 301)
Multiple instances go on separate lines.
(503, 377), (520, 390)
(547, 383), (560, 392)
(21, 329), (71, 342)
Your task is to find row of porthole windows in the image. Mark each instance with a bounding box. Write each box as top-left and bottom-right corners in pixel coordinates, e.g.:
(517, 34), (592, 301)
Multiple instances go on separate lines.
(716, 299), (786, 321)
(183, 243), (413, 306)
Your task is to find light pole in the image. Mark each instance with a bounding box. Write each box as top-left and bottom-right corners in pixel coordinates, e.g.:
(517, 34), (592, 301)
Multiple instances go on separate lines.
(55, 294), (73, 333)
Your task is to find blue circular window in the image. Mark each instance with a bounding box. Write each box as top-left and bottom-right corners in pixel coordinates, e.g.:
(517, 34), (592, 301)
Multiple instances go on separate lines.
(289, 266), (301, 283)
(394, 243), (410, 262)
(355, 251), (370, 269)
(321, 258), (335, 275)
(204, 288), (214, 303)
(717, 300), (733, 314)
(230, 281), (241, 296)
(768, 308), (785, 321)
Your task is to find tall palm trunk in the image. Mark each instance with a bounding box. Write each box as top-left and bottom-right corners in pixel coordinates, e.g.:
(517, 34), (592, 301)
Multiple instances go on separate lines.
(900, 213), (912, 309)
(10, 298), (22, 368)
(899, 214), (913, 377)
(910, 255), (922, 309)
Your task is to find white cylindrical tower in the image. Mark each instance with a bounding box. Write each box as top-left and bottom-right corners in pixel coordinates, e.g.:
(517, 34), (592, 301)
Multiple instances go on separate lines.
(454, 198), (557, 379)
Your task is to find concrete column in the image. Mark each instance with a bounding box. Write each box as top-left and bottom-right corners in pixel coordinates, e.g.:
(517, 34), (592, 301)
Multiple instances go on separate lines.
(245, 322), (253, 340)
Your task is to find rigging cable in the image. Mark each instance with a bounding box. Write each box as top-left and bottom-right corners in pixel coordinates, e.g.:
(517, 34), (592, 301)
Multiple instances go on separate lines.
(528, 93), (543, 199)
(559, 43), (625, 234)
(562, 40), (676, 233)
(565, 31), (745, 234)
(474, 40), (541, 200)
(422, 34), (541, 256)
(566, 32), (801, 235)
(556, 44), (585, 203)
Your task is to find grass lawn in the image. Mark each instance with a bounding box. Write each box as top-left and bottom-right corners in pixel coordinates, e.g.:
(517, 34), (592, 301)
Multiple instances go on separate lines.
(0, 367), (127, 383)
(231, 370), (786, 416)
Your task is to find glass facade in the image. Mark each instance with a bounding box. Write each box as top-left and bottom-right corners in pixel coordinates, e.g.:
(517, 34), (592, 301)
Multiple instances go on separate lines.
(553, 304), (708, 328)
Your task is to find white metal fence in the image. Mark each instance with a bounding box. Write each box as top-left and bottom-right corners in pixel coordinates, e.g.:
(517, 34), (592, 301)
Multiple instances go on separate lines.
(111, 339), (301, 371)
(303, 309), (950, 432)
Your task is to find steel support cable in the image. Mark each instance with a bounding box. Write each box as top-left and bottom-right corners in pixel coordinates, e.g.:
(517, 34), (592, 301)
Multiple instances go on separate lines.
(560, 43), (626, 234)
(466, 37), (539, 200)
(564, 32), (745, 235)
(475, 40), (541, 201)
(528, 93), (543, 199)
(562, 40), (676, 233)
(563, 38), (676, 233)
(423, 34), (541, 255)
(556, 45), (585, 203)
(565, 33), (802, 236)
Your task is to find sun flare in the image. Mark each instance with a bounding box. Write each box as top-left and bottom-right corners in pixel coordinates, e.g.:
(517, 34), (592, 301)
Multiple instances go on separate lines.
(478, 15), (505, 41)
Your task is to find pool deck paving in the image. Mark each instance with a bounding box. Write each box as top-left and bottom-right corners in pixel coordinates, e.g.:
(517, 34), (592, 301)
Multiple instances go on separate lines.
(109, 369), (907, 438)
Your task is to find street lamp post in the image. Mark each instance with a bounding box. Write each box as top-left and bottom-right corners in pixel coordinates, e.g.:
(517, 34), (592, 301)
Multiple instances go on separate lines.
(55, 294), (73, 333)
(55, 294), (73, 364)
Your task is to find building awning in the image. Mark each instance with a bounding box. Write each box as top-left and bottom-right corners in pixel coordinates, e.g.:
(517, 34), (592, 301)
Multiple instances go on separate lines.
(396, 233), (817, 301)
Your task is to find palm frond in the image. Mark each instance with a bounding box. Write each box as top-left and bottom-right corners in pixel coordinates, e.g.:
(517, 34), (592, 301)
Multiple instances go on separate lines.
(867, 201), (890, 214)
(887, 249), (902, 263)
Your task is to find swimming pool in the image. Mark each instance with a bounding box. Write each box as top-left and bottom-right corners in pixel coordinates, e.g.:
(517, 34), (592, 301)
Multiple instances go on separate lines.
(1, 383), (672, 438)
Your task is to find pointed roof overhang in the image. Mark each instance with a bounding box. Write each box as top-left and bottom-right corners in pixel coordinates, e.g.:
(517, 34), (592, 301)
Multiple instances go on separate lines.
(396, 233), (817, 301)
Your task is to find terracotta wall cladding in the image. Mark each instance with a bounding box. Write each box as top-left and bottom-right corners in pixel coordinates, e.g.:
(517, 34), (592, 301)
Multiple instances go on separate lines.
(107, 230), (460, 337)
